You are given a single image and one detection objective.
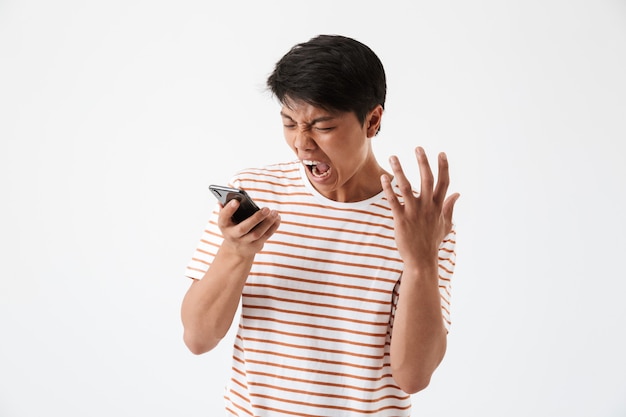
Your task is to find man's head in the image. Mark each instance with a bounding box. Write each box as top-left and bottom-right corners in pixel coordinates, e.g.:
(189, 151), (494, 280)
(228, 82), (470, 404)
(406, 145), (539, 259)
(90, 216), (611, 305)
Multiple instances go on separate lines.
(267, 35), (387, 132)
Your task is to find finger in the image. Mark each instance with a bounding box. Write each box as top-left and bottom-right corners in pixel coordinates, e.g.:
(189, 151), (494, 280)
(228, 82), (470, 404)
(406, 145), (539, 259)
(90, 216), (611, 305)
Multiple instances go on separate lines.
(217, 199), (241, 228)
(260, 213), (282, 241)
(389, 155), (414, 206)
(381, 173), (403, 214)
(433, 152), (451, 205)
(237, 207), (272, 235)
(442, 192), (460, 229)
(415, 147), (434, 200)
(245, 209), (280, 241)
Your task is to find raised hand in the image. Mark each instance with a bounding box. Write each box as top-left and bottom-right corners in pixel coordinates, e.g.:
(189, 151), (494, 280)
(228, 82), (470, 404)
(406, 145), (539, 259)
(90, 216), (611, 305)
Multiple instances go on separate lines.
(381, 147), (459, 270)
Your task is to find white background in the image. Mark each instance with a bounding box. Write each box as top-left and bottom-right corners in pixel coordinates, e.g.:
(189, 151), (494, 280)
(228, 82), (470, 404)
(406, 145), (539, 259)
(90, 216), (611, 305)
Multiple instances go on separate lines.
(1, 1), (625, 416)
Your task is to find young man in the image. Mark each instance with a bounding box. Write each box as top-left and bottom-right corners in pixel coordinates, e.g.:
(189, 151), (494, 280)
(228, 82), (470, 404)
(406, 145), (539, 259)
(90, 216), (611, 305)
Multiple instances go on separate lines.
(181, 34), (459, 416)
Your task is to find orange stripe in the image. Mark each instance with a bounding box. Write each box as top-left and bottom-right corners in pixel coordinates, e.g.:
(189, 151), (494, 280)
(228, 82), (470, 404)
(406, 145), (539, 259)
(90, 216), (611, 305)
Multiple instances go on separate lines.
(438, 274), (452, 282)
(255, 254), (402, 275)
(242, 314), (387, 338)
(239, 353), (392, 380)
(245, 283), (391, 306)
(224, 405), (244, 416)
(440, 286), (452, 298)
(440, 303), (451, 316)
(248, 272), (395, 294)
(248, 380), (407, 403)
(227, 389), (253, 416)
(191, 257), (211, 264)
(243, 293), (392, 316)
(250, 196), (396, 222)
(198, 239), (220, 250)
(242, 369), (399, 393)
(241, 337), (385, 361)
(439, 264), (455, 274)
(250, 393), (410, 415)
(238, 165), (300, 178)
(185, 266), (206, 275)
(242, 325), (385, 349)
(279, 212), (395, 230)
(276, 229), (396, 251)
(269, 239), (402, 263)
(251, 262), (398, 284)
(243, 304), (389, 327)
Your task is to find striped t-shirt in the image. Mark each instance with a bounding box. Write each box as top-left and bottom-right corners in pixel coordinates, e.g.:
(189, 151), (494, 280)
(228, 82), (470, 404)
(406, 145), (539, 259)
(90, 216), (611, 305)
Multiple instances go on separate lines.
(185, 161), (456, 417)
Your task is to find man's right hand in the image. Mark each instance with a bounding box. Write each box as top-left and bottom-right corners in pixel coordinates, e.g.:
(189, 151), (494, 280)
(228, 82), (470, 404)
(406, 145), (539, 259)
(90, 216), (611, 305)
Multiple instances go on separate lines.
(218, 199), (281, 258)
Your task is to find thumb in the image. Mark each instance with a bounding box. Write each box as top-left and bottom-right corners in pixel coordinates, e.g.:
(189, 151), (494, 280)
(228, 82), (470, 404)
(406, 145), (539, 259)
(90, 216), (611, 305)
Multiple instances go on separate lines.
(218, 199), (240, 224)
(443, 192), (460, 224)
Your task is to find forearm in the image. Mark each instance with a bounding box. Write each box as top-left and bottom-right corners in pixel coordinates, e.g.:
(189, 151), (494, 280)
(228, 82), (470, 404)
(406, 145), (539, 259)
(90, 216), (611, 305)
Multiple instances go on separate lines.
(390, 260), (447, 394)
(181, 245), (254, 354)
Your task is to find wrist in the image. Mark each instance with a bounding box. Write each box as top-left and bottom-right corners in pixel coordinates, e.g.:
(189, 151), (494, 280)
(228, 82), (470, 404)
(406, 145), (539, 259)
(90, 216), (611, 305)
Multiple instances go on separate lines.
(218, 241), (257, 264)
(402, 257), (438, 282)
(403, 250), (438, 271)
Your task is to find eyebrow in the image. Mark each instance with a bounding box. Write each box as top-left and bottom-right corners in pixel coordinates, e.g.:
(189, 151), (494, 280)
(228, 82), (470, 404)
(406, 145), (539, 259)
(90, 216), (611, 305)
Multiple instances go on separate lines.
(280, 111), (337, 125)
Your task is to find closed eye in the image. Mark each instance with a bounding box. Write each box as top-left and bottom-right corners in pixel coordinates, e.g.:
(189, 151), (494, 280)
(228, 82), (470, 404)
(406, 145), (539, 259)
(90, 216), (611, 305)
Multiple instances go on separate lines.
(315, 126), (334, 132)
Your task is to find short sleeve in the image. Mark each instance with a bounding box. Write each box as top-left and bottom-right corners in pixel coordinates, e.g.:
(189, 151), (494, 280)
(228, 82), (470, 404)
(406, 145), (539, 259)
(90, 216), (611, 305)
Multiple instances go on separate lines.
(388, 225), (457, 334)
(438, 224), (457, 332)
(184, 204), (224, 280)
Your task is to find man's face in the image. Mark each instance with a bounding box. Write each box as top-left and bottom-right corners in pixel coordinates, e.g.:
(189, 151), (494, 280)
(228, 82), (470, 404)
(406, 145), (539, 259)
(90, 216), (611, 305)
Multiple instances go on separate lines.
(280, 99), (385, 202)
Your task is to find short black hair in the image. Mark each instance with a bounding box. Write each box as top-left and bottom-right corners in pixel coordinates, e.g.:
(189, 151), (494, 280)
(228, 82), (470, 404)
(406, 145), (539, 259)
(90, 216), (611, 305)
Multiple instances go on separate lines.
(267, 34), (386, 126)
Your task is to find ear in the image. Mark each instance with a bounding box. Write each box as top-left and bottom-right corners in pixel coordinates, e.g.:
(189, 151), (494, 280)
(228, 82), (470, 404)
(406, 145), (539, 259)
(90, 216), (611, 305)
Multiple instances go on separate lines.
(365, 105), (384, 138)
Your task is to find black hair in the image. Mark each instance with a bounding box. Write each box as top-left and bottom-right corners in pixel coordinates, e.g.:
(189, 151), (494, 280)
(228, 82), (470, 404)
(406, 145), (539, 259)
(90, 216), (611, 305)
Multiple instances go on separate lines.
(267, 34), (386, 127)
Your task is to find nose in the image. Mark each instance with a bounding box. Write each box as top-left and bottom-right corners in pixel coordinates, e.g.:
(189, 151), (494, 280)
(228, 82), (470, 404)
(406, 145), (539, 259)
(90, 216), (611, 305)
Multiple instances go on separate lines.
(293, 126), (316, 152)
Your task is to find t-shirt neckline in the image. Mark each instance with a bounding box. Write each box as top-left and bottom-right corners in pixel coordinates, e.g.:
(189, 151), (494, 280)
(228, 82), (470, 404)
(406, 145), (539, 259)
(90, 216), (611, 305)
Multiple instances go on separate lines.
(298, 162), (395, 210)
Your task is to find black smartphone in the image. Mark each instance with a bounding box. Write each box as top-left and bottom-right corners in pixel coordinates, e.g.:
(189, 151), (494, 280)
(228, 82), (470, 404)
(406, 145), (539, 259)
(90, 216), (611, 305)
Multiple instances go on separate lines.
(209, 185), (260, 224)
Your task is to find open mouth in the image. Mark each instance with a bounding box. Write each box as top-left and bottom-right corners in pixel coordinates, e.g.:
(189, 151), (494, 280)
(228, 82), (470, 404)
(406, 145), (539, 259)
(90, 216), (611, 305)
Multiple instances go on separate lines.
(302, 160), (332, 179)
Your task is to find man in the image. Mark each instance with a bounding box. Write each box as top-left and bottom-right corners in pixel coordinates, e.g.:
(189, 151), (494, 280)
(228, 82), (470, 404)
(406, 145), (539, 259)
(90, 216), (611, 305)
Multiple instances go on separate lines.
(181, 34), (459, 416)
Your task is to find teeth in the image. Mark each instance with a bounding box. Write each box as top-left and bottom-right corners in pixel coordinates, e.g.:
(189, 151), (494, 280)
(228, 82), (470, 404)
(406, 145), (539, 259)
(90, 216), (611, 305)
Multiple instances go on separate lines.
(313, 166), (331, 178)
(302, 159), (331, 178)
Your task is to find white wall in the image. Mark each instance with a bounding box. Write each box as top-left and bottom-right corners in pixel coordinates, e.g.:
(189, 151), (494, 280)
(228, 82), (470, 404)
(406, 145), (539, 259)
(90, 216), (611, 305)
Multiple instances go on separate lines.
(1, 1), (625, 416)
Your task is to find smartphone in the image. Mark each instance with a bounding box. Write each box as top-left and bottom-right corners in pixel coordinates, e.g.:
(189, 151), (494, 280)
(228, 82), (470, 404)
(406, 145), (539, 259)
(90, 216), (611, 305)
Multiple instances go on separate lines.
(209, 185), (260, 224)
